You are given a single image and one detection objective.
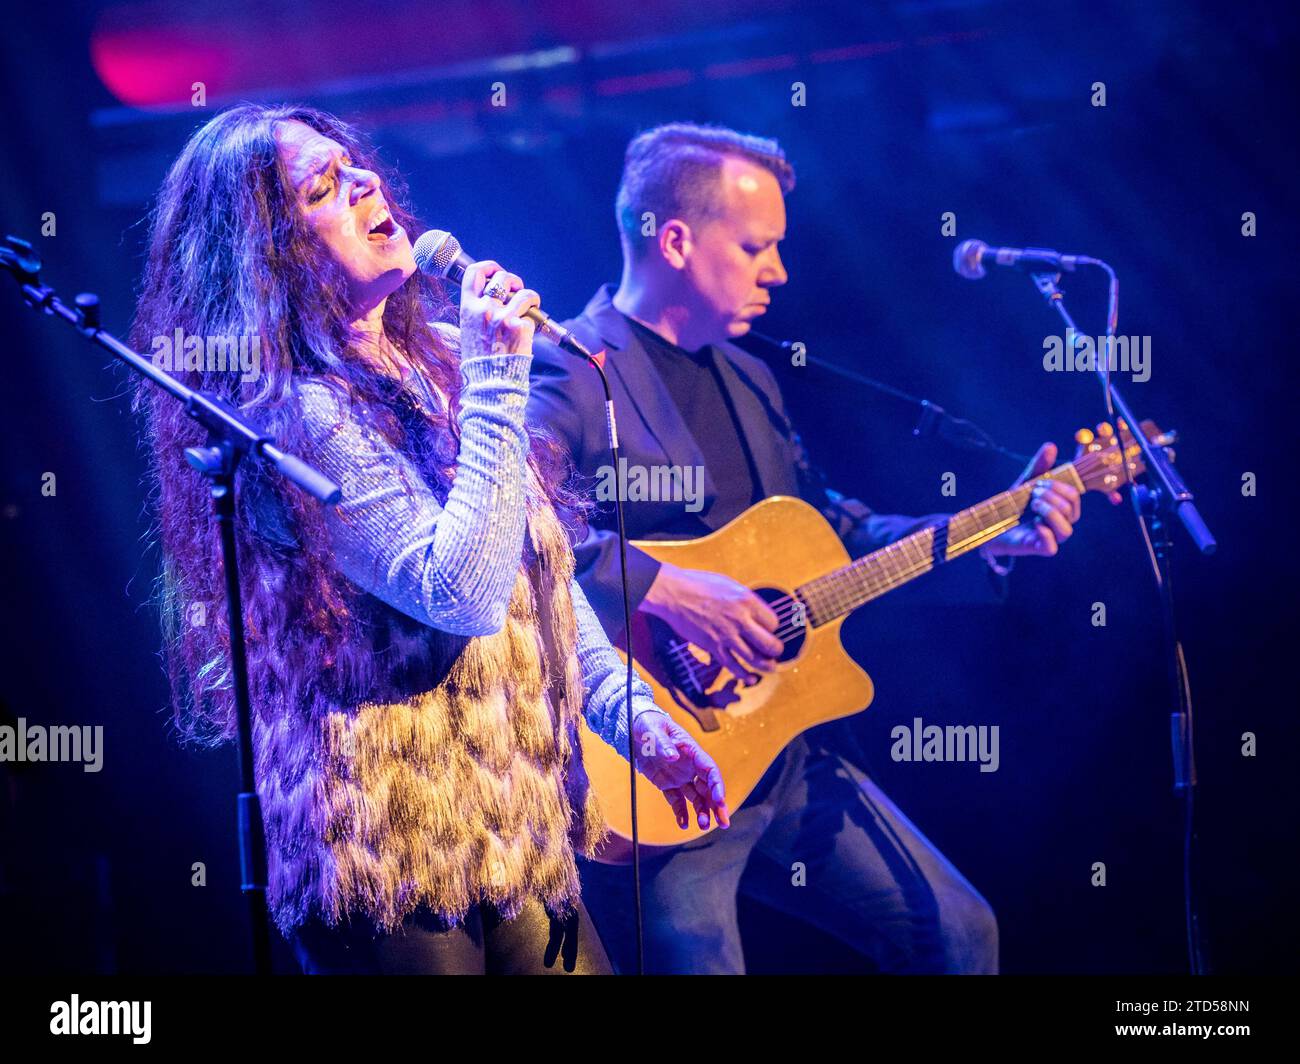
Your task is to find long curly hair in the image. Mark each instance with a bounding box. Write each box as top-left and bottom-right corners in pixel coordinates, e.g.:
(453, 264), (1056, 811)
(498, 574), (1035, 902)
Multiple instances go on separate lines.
(132, 103), (580, 746)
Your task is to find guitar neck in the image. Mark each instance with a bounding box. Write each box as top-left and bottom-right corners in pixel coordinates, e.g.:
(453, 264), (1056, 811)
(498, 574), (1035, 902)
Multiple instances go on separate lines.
(797, 462), (1086, 625)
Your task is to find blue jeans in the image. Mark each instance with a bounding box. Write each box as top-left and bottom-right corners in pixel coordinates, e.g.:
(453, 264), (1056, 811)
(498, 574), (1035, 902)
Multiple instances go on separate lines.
(579, 735), (998, 974)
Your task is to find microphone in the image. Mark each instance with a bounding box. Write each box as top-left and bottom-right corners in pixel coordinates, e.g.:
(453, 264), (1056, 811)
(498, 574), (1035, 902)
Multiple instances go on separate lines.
(953, 239), (1097, 280)
(412, 229), (593, 359)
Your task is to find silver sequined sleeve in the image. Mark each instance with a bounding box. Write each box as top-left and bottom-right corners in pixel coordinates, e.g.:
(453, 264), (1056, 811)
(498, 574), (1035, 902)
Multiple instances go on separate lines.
(296, 352), (533, 636)
(570, 576), (667, 757)
(296, 344), (669, 763)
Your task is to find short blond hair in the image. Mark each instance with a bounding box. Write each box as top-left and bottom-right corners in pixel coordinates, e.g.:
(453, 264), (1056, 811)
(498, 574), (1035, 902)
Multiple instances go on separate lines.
(616, 122), (795, 256)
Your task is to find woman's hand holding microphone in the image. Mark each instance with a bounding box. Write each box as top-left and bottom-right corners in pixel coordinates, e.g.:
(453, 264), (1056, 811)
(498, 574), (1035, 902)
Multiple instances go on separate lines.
(458, 260), (542, 358)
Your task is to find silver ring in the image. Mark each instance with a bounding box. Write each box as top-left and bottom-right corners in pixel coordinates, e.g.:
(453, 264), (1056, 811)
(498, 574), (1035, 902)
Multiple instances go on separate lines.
(483, 276), (511, 302)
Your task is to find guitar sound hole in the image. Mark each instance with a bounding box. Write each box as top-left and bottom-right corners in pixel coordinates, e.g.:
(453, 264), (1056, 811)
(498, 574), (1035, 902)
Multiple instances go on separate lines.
(654, 587), (808, 712)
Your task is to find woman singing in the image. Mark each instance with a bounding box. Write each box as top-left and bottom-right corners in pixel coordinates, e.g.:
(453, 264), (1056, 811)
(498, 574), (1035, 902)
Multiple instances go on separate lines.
(132, 104), (728, 974)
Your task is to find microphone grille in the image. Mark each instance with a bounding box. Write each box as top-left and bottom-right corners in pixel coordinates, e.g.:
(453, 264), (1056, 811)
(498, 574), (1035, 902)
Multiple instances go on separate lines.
(413, 229), (459, 276)
(953, 239), (988, 280)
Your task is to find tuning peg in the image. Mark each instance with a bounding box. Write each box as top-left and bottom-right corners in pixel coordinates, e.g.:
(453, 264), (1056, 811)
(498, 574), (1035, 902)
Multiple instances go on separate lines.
(1095, 422), (1115, 439)
(1074, 427), (1095, 446)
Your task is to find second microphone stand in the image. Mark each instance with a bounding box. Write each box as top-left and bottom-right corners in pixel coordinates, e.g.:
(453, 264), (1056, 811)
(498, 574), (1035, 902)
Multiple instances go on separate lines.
(1030, 267), (1213, 975)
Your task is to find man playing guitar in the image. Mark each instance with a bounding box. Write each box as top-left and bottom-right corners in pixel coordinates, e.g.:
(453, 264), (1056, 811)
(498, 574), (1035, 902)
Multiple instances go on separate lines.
(528, 122), (1087, 974)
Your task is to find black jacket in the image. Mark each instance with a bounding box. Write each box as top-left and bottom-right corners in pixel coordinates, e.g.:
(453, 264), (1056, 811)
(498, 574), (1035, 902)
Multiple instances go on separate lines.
(527, 285), (945, 636)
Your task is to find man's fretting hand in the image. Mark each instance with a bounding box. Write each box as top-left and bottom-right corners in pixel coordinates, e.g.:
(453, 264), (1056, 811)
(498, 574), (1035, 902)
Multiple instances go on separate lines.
(989, 441), (1119, 557)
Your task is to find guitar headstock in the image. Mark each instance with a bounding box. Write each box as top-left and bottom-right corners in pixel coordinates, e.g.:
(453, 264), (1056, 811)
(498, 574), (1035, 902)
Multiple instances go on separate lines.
(1071, 418), (1176, 496)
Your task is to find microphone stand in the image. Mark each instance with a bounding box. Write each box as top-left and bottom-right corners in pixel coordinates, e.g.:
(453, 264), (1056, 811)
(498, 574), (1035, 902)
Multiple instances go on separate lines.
(1, 236), (341, 975)
(553, 336), (647, 977)
(744, 330), (1031, 464)
(1029, 267), (1213, 975)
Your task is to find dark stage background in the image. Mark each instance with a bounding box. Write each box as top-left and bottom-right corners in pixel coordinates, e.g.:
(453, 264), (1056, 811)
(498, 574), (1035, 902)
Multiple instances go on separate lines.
(1, 0), (1295, 974)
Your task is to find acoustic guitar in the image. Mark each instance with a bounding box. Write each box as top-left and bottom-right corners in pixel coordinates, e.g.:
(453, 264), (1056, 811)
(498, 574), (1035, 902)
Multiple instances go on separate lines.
(581, 420), (1172, 862)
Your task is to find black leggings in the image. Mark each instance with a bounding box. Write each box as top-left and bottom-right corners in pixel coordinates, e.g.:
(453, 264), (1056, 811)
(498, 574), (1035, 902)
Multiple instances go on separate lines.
(289, 897), (613, 975)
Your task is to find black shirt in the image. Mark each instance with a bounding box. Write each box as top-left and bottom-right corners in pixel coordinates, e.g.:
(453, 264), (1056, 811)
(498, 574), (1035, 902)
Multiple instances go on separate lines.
(624, 315), (764, 533)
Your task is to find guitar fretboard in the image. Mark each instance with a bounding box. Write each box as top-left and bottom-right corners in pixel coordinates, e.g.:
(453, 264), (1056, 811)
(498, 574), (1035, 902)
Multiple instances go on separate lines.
(797, 463), (1086, 626)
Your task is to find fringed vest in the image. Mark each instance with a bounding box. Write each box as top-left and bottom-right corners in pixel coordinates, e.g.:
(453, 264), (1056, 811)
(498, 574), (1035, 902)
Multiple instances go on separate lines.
(251, 451), (606, 936)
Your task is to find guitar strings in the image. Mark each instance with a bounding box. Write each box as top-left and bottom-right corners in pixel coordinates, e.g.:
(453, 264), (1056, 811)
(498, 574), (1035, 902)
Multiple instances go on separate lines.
(662, 517), (1022, 677)
(663, 511), (1022, 680)
(663, 521), (1008, 686)
(658, 442), (1137, 684)
(791, 441), (1130, 628)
